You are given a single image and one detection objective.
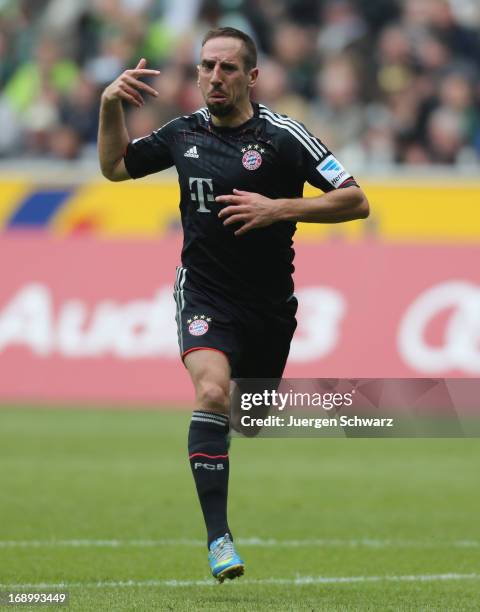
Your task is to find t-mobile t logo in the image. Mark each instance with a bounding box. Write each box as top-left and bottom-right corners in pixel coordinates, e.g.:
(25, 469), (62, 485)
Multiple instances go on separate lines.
(189, 177), (214, 213)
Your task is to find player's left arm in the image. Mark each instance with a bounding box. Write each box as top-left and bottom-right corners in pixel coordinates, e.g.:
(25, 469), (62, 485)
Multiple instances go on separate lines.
(217, 184), (368, 236)
(277, 183), (369, 224)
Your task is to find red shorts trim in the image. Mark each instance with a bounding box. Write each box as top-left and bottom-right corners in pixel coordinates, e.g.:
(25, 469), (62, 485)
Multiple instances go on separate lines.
(182, 346), (228, 362)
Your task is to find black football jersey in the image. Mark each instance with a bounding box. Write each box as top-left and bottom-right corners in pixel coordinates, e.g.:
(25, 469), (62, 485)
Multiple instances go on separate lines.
(124, 102), (358, 306)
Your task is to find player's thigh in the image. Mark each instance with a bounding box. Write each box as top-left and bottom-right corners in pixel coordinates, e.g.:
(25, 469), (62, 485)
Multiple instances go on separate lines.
(184, 349), (231, 414)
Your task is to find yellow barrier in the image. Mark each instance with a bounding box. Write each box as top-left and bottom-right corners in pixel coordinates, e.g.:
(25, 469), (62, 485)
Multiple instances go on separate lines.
(0, 181), (31, 227)
(1, 179), (479, 241)
(301, 182), (480, 242)
(52, 182), (181, 237)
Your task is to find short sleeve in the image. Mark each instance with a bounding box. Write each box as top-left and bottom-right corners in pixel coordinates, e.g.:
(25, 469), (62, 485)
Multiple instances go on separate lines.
(124, 118), (177, 179)
(285, 120), (359, 192)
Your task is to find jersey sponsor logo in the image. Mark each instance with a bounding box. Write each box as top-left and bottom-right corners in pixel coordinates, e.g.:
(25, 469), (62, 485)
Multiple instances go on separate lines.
(184, 145), (199, 158)
(189, 177), (214, 213)
(187, 314), (211, 336)
(241, 144), (264, 171)
(316, 155), (351, 187)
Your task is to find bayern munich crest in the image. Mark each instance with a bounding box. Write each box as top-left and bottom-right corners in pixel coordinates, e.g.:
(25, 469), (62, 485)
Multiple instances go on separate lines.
(241, 144), (264, 171)
(187, 315), (211, 336)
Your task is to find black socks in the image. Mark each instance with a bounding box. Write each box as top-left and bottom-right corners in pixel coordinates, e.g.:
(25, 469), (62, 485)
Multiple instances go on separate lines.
(188, 410), (231, 547)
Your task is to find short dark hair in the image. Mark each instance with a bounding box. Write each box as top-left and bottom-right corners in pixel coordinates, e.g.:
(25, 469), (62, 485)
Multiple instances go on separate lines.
(201, 27), (257, 72)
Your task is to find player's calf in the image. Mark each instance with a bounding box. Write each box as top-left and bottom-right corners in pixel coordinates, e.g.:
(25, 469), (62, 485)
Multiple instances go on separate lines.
(188, 410), (231, 546)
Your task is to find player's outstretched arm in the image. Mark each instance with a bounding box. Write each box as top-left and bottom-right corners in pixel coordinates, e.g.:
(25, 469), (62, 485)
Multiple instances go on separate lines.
(217, 186), (369, 236)
(98, 58), (160, 182)
(279, 186), (370, 224)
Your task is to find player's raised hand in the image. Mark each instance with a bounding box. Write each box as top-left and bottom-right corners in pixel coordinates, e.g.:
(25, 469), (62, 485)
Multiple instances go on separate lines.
(216, 189), (283, 236)
(101, 58), (160, 108)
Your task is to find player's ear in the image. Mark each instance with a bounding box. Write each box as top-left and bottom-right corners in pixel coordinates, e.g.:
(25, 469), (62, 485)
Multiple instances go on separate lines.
(196, 64), (201, 86)
(248, 67), (259, 89)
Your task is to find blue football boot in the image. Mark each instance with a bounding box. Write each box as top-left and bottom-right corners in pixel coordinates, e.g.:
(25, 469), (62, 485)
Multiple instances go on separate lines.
(208, 533), (245, 582)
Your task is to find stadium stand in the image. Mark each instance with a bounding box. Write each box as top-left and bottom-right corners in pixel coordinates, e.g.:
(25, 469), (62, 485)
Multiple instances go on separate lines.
(0, 0), (479, 167)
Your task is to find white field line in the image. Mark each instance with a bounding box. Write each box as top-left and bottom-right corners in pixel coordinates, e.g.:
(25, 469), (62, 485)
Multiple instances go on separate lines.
(0, 574), (479, 590)
(0, 538), (478, 549)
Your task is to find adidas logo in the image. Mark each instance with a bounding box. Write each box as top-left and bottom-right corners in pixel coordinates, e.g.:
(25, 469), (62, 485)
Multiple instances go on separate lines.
(184, 146), (199, 158)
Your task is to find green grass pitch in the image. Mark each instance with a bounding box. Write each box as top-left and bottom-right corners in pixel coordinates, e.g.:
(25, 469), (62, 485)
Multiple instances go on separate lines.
(0, 407), (479, 611)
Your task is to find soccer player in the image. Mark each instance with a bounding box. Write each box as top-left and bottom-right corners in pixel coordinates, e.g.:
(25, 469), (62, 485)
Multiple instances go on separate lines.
(98, 27), (369, 582)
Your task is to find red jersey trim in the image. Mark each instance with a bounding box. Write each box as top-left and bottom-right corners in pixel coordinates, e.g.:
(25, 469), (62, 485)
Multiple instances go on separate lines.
(337, 177), (359, 189)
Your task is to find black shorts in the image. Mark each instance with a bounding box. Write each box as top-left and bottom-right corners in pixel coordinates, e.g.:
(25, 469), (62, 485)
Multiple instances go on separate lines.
(173, 266), (298, 378)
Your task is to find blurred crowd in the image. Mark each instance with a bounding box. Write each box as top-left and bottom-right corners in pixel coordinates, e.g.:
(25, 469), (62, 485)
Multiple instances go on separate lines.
(0, 0), (479, 167)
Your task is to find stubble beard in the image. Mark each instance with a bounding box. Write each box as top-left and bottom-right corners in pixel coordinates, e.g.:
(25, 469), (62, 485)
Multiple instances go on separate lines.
(206, 100), (236, 117)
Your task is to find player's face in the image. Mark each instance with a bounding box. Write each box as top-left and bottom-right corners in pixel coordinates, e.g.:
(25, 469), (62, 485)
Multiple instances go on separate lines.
(198, 37), (257, 117)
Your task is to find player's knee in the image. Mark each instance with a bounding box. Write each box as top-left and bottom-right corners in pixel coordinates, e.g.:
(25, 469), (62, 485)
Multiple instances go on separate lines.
(196, 380), (229, 413)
